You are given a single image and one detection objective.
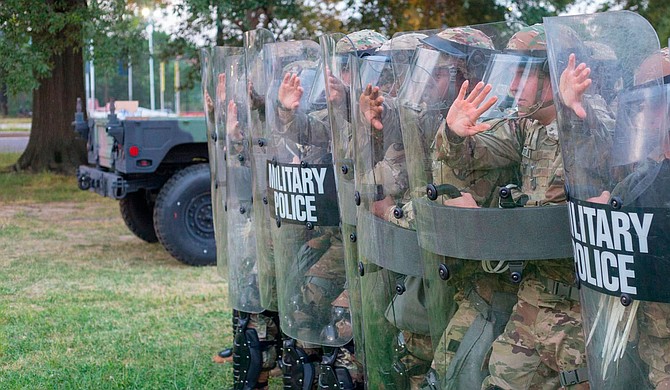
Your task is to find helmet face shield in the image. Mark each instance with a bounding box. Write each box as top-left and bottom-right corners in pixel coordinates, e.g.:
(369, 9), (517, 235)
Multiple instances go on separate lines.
(479, 53), (548, 119)
(398, 47), (465, 110)
(359, 55), (399, 95)
(612, 82), (670, 166)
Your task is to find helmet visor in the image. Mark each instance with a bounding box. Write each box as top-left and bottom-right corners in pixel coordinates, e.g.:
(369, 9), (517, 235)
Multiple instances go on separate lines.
(398, 47), (465, 110)
(479, 53), (548, 120)
(612, 82), (670, 166)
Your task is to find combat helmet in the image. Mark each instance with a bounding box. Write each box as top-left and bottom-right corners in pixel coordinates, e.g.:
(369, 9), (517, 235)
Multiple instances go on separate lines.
(483, 23), (552, 117)
(378, 32), (428, 53)
(421, 26), (496, 81)
(584, 40), (621, 102)
(358, 32), (429, 95)
(335, 29), (387, 57)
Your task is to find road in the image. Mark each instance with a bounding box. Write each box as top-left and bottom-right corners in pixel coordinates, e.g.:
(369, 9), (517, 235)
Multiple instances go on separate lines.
(0, 132), (29, 153)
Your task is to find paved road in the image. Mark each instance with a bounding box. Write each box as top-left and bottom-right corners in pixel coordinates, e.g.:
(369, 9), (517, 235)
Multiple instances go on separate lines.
(0, 133), (29, 153)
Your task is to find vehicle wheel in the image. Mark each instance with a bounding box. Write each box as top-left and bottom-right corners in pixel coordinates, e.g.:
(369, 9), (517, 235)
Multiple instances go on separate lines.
(119, 190), (158, 243)
(154, 164), (216, 266)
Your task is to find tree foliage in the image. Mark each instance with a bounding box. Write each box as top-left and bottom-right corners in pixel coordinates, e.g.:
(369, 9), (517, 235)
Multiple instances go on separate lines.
(599, 0), (670, 46)
(3, 0), (670, 173)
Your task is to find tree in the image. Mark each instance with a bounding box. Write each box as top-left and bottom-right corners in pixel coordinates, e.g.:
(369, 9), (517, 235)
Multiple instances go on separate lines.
(0, 0), (91, 172)
(599, 0), (670, 45)
(0, 0), (147, 173)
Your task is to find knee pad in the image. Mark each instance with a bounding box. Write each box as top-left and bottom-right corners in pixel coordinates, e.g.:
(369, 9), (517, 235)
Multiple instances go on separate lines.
(282, 338), (318, 390)
(233, 325), (264, 390)
(316, 348), (361, 390)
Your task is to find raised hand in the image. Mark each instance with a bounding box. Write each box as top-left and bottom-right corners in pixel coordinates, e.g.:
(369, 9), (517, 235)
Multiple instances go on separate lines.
(446, 80), (498, 137)
(587, 190), (610, 204)
(216, 73), (226, 105)
(360, 84), (385, 131)
(226, 100), (241, 139)
(327, 69), (347, 104)
(443, 192), (480, 208)
(278, 72), (303, 111)
(559, 53), (592, 119)
(205, 90), (214, 114)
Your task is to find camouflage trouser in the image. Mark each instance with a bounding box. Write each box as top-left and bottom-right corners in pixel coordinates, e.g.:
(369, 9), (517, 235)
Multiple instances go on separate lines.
(293, 340), (365, 387)
(248, 312), (280, 371)
(638, 302), (670, 389)
(432, 297), (479, 375)
(302, 240), (346, 325)
(481, 277), (588, 390)
(334, 345), (365, 384)
(302, 239), (347, 316)
(400, 330), (434, 390)
(431, 277), (518, 389)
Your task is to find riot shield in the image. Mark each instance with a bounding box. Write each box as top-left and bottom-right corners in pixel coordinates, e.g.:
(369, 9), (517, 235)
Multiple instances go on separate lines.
(243, 28), (277, 311)
(396, 22), (585, 389)
(546, 11), (666, 389)
(201, 47), (226, 278)
(223, 48), (263, 314)
(349, 30), (441, 387)
(317, 32), (367, 362)
(209, 47), (233, 279)
(265, 38), (349, 346)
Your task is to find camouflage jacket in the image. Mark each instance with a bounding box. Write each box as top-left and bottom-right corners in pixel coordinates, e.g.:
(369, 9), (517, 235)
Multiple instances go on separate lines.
(439, 117), (574, 283)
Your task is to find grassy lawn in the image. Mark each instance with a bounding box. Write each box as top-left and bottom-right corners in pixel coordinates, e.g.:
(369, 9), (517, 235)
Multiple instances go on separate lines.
(0, 153), (237, 389)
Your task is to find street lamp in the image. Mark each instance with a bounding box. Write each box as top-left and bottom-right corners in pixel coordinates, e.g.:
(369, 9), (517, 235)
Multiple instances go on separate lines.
(142, 8), (156, 111)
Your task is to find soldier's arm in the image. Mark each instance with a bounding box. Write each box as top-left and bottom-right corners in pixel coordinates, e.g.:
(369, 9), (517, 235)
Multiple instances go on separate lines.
(436, 80), (523, 169)
(435, 119), (523, 170)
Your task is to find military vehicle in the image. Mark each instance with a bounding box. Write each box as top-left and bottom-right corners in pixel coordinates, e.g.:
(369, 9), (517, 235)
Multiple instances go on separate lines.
(73, 99), (215, 266)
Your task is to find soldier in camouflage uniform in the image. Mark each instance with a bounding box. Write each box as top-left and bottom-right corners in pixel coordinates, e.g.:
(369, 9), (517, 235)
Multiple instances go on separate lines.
(616, 47), (670, 389)
(440, 24), (589, 389)
(351, 31), (439, 389)
(391, 25), (528, 389)
(551, 12), (670, 385)
(270, 31), (387, 389)
(220, 43), (283, 390)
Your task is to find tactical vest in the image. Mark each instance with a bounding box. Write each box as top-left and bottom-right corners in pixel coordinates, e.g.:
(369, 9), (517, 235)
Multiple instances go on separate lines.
(519, 120), (561, 202)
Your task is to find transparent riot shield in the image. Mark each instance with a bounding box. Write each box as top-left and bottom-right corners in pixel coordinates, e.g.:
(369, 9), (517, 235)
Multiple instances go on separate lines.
(209, 47), (233, 279)
(317, 32), (366, 360)
(264, 38), (348, 346)
(349, 30), (440, 387)
(201, 47), (226, 278)
(546, 11), (666, 389)
(397, 21), (583, 389)
(222, 49), (264, 314)
(243, 28), (277, 311)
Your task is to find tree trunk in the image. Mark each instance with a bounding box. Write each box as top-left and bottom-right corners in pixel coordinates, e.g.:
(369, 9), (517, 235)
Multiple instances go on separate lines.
(15, 1), (87, 174)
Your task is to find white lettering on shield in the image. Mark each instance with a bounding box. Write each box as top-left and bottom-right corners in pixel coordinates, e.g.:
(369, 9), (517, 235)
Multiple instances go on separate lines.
(268, 163), (328, 223)
(569, 201), (654, 295)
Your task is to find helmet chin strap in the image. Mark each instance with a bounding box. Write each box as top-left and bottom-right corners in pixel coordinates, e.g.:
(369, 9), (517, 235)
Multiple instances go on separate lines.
(519, 71), (553, 117)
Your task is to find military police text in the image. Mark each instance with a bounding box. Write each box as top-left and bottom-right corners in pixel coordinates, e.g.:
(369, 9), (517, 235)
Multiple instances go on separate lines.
(268, 163), (328, 223)
(569, 200), (654, 295)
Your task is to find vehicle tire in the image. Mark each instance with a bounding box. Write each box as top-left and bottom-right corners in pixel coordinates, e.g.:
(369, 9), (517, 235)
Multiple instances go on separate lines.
(154, 164), (216, 266)
(119, 190), (158, 243)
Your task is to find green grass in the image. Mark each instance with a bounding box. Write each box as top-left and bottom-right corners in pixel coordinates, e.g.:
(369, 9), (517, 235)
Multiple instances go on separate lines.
(0, 152), (241, 389)
(0, 153), (96, 204)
